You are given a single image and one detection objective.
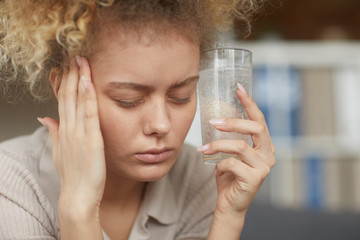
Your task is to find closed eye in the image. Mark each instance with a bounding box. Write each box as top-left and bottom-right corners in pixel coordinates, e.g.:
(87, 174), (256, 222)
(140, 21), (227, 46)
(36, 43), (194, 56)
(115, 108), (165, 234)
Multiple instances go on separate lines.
(116, 99), (144, 108)
(168, 96), (191, 104)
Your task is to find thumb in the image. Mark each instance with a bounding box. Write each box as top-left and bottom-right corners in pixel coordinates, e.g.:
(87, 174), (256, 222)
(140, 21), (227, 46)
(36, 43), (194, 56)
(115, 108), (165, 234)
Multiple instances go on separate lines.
(37, 117), (59, 151)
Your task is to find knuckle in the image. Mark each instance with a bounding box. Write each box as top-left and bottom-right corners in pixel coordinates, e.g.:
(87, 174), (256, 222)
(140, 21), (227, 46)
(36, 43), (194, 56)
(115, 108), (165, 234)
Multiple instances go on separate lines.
(207, 142), (214, 150)
(208, 141), (219, 152)
(236, 140), (247, 152)
(270, 156), (276, 168)
(263, 165), (271, 176)
(84, 99), (98, 119)
(85, 109), (98, 120)
(85, 109), (96, 119)
(254, 124), (266, 135)
(226, 157), (238, 167)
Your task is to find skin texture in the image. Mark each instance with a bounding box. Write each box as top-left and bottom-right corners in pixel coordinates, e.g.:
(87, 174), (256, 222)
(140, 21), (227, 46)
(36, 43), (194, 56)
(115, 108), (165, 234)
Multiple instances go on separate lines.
(40, 30), (275, 240)
(91, 34), (199, 182)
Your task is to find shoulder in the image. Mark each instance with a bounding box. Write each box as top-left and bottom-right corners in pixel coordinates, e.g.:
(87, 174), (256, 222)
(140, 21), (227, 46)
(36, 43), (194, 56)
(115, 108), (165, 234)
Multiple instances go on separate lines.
(0, 127), (49, 170)
(0, 127), (53, 204)
(0, 127), (59, 239)
(0, 127), (51, 199)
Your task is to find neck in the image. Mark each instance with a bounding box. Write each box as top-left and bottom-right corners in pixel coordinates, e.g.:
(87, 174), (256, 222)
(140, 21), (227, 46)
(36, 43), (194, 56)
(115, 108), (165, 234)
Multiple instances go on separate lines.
(100, 168), (146, 239)
(101, 168), (146, 207)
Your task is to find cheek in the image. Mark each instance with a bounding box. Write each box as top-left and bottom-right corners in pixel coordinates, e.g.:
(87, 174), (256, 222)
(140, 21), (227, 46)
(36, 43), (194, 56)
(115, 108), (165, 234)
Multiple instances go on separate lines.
(172, 101), (197, 138)
(97, 99), (136, 143)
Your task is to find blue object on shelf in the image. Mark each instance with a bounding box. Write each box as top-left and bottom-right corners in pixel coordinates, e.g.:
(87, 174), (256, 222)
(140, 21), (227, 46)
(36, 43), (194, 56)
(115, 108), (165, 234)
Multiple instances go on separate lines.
(253, 65), (301, 138)
(305, 153), (324, 210)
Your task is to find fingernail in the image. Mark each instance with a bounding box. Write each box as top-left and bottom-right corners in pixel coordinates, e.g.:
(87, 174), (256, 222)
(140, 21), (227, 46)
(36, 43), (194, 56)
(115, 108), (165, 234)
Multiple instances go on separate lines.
(209, 119), (225, 126)
(197, 144), (210, 152)
(237, 83), (247, 94)
(37, 117), (46, 127)
(75, 55), (82, 68)
(81, 76), (88, 90)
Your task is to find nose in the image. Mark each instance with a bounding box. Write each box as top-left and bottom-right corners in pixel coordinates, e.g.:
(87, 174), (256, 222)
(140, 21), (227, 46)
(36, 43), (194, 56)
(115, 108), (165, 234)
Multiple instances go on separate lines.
(143, 100), (171, 137)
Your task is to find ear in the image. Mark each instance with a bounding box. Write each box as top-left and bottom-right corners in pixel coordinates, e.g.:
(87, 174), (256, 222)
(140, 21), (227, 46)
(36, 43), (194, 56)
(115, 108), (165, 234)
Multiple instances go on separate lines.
(49, 67), (61, 99)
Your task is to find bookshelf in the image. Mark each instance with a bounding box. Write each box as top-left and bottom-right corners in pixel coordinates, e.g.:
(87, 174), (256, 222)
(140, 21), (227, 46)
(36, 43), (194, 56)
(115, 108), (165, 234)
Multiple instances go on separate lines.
(233, 41), (360, 67)
(240, 41), (360, 212)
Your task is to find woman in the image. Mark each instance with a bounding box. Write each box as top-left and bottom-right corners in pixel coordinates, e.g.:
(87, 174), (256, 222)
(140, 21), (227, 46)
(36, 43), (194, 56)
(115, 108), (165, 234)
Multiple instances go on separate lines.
(0, 0), (275, 239)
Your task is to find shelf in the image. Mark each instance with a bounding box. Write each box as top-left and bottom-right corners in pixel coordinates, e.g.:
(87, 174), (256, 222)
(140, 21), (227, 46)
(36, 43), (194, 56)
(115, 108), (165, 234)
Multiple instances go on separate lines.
(232, 40), (360, 68)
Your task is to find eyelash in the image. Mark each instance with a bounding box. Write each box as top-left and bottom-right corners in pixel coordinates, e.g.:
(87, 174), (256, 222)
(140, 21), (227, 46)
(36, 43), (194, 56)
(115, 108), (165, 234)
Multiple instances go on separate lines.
(169, 96), (191, 104)
(116, 97), (191, 108)
(116, 100), (144, 108)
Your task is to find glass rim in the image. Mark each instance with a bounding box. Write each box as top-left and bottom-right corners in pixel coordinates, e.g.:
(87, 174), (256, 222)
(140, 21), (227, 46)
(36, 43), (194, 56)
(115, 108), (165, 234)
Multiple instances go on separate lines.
(201, 47), (252, 55)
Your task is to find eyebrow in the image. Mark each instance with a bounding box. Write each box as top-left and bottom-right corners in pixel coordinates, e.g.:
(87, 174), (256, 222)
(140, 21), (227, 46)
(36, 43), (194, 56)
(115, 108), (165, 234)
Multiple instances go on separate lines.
(106, 75), (199, 91)
(170, 75), (199, 88)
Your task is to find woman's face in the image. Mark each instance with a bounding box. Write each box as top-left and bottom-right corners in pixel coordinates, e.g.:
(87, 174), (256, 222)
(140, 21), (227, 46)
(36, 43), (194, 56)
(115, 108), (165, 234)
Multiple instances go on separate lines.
(90, 33), (200, 181)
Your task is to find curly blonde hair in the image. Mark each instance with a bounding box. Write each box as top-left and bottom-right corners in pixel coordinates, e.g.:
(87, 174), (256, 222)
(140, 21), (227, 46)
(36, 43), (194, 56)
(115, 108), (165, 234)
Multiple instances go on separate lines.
(0, 0), (265, 100)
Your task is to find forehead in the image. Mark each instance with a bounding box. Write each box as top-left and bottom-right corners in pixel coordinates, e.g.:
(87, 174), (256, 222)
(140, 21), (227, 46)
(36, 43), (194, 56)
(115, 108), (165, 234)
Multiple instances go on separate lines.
(89, 30), (200, 87)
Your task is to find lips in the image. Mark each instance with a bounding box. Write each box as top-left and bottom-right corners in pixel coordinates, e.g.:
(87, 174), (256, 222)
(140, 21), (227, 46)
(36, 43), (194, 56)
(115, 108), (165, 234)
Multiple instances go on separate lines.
(135, 148), (174, 163)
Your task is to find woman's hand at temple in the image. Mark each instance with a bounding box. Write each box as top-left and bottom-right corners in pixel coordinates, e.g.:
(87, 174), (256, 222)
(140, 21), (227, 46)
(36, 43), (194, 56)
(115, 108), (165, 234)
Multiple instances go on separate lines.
(198, 85), (276, 240)
(39, 57), (105, 240)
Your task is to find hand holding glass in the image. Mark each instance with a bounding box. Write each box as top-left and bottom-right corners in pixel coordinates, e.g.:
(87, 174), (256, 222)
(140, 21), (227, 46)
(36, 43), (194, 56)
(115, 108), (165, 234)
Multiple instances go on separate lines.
(198, 48), (252, 165)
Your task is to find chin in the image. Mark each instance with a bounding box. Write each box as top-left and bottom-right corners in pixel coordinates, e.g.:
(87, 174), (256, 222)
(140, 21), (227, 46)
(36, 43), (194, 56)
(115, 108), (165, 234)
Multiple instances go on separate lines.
(106, 158), (175, 182)
(132, 161), (174, 182)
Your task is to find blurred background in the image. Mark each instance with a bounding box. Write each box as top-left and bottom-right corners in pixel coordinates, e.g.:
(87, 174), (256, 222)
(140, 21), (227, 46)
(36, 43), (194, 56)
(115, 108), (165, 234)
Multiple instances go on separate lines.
(238, 0), (360, 213)
(1, 0), (360, 239)
(191, 0), (360, 239)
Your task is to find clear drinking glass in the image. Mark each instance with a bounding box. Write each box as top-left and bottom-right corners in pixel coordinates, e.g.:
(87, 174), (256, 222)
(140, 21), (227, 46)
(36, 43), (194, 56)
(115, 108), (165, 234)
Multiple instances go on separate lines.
(198, 48), (252, 165)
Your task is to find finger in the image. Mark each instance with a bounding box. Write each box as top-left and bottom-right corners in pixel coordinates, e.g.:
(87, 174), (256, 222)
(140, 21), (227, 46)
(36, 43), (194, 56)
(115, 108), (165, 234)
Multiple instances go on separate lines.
(58, 58), (79, 128)
(198, 139), (262, 168)
(216, 157), (270, 192)
(216, 158), (252, 181)
(210, 118), (268, 135)
(75, 56), (86, 136)
(236, 85), (275, 153)
(78, 57), (102, 139)
(236, 85), (265, 123)
(57, 70), (67, 124)
(210, 118), (273, 152)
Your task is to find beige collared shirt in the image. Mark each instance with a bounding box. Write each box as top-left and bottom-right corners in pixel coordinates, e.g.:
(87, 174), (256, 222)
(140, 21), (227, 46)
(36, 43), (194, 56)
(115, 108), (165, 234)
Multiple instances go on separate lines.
(0, 127), (216, 240)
